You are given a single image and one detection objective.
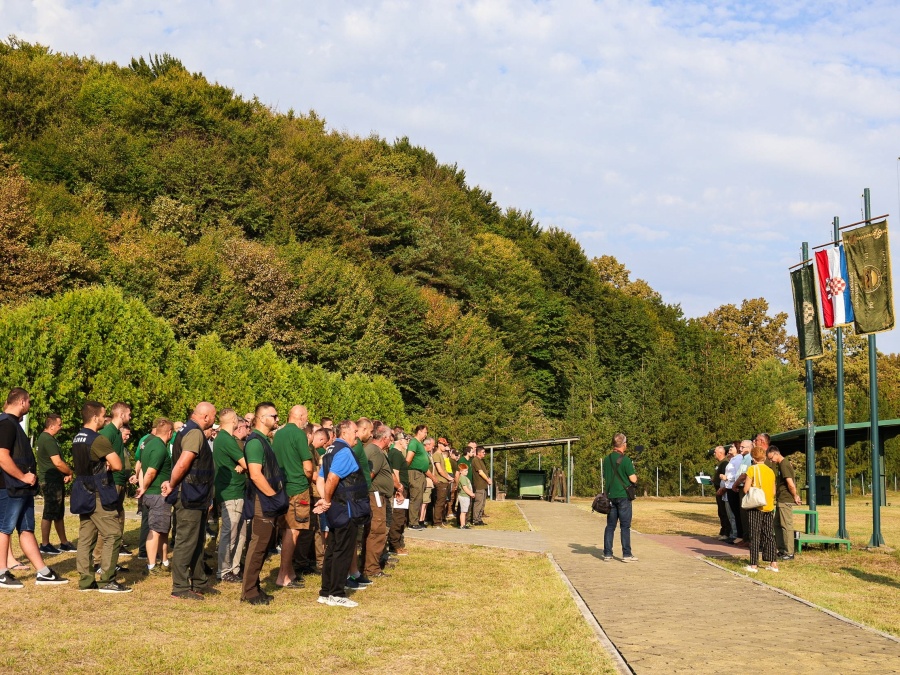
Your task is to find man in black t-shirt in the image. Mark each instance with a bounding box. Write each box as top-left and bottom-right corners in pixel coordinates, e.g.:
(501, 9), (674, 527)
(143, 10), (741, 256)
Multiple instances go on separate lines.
(712, 446), (731, 540)
(0, 388), (68, 589)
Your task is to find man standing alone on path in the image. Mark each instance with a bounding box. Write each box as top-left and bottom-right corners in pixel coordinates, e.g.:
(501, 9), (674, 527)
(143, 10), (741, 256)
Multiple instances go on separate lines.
(602, 433), (638, 562)
(36, 414), (74, 555)
(766, 445), (802, 560)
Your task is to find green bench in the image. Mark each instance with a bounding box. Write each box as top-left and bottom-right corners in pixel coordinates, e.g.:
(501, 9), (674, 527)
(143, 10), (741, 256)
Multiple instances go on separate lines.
(792, 508), (851, 552)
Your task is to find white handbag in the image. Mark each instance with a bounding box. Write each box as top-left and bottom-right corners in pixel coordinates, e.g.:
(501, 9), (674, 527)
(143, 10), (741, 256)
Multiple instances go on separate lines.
(741, 466), (767, 510)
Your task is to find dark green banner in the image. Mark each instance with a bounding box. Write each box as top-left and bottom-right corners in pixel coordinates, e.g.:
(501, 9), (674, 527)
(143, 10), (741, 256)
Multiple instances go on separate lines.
(842, 220), (894, 335)
(791, 265), (823, 360)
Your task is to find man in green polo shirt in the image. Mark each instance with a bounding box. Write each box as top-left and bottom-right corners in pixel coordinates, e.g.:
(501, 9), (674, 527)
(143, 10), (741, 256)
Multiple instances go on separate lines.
(135, 418), (174, 575)
(387, 433), (410, 555)
(272, 405), (313, 589)
(405, 425), (432, 530)
(213, 409), (248, 582)
(36, 414), (74, 555)
(601, 433), (638, 562)
(97, 402), (132, 564)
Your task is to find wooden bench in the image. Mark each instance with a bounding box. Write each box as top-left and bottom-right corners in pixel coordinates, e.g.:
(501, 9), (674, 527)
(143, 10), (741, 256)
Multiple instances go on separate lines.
(792, 508), (851, 552)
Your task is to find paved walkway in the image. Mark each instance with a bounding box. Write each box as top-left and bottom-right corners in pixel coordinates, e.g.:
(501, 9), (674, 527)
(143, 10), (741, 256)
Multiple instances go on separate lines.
(404, 524), (548, 552)
(517, 500), (900, 675)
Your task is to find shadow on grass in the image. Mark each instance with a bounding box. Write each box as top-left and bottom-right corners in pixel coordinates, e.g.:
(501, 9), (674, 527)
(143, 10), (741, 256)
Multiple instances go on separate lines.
(666, 510), (719, 526)
(568, 543), (607, 561)
(841, 567), (900, 589)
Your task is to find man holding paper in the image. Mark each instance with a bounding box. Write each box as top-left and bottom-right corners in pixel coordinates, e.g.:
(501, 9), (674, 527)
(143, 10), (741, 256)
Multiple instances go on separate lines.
(363, 423), (393, 580)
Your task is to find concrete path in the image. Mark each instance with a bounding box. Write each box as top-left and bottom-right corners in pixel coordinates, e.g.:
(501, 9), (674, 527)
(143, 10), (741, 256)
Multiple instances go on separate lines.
(517, 499), (900, 675)
(403, 524), (549, 552)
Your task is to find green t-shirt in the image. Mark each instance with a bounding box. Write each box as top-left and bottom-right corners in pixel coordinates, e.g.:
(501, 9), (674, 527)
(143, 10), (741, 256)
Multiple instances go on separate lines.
(244, 436), (266, 467)
(35, 431), (63, 482)
(100, 422), (129, 486)
(388, 445), (409, 488)
(135, 433), (152, 464)
(458, 474), (473, 496)
(407, 437), (430, 472)
(775, 459), (797, 504)
(365, 442), (394, 496)
(214, 429), (247, 502)
(272, 423), (312, 496)
(457, 456), (471, 475)
(603, 452), (636, 499)
(352, 440), (373, 489)
(141, 436), (172, 495)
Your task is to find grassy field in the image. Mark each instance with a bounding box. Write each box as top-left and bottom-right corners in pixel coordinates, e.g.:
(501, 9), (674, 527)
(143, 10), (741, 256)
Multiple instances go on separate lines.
(6, 504), (613, 674)
(471, 499), (531, 532)
(573, 493), (900, 636)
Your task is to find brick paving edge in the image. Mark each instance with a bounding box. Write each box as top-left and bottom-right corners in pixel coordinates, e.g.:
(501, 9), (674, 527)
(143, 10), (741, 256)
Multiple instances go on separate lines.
(515, 502), (633, 674)
(701, 557), (900, 645)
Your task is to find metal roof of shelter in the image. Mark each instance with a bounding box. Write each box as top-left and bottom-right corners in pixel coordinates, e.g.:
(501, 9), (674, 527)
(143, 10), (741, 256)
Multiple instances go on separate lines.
(769, 419), (900, 455)
(482, 437), (580, 451)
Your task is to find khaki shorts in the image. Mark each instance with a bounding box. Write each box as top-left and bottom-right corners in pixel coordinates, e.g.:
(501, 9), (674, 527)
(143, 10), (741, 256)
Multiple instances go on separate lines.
(283, 490), (311, 530)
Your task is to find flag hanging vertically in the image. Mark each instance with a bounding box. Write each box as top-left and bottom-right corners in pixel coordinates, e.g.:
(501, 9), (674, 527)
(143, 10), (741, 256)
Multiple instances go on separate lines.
(791, 264), (824, 359)
(842, 219), (894, 335)
(814, 246), (854, 328)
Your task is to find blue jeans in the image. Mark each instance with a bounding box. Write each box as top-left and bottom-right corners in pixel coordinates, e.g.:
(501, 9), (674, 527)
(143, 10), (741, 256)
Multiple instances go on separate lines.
(603, 497), (632, 557)
(0, 489), (36, 535)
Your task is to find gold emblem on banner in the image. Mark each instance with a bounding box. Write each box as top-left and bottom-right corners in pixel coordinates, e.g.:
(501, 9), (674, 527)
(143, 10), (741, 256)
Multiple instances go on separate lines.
(862, 265), (881, 293)
(803, 301), (815, 324)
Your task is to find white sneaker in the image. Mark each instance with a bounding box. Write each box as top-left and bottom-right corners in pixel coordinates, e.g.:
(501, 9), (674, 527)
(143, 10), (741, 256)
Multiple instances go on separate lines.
(326, 595), (358, 608)
(743, 565), (758, 573)
(764, 565), (779, 573)
(621, 555), (639, 563)
(317, 595), (328, 604)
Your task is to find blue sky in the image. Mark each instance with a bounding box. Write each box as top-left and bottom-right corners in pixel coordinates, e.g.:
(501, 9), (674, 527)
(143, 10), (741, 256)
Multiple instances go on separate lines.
(4, 0), (900, 351)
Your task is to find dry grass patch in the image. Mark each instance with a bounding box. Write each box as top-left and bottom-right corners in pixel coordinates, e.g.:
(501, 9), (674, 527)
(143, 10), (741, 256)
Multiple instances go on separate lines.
(477, 499), (530, 531)
(6, 515), (614, 674)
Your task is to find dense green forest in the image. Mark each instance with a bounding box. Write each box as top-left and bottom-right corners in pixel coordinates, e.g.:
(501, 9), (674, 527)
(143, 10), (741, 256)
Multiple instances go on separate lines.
(0, 39), (896, 494)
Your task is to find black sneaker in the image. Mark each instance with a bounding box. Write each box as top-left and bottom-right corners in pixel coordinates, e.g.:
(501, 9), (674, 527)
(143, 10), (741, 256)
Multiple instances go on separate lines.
(39, 544), (63, 556)
(58, 542), (76, 552)
(780, 554), (795, 561)
(36, 568), (69, 586)
(119, 545), (134, 557)
(80, 582), (99, 591)
(0, 571), (24, 590)
(193, 586), (220, 596)
(355, 576), (373, 586)
(96, 565), (128, 575)
(99, 581), (132, 594)
(221, 572), (243, 583)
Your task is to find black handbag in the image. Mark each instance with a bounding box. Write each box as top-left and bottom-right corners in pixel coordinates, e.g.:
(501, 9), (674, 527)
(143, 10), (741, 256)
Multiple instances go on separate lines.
(591, 492), (611, 514)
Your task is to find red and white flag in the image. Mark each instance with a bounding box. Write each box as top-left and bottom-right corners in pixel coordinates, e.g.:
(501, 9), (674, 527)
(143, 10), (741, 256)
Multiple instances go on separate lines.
(814, 246), (854, 328)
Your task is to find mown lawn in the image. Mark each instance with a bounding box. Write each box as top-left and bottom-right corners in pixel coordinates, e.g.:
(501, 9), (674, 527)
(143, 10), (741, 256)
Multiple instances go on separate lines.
(7, 505), (614, 674)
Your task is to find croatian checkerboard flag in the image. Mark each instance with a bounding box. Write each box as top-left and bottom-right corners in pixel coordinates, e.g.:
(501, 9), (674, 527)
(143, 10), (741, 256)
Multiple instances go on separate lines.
(814, 246), (854, 328)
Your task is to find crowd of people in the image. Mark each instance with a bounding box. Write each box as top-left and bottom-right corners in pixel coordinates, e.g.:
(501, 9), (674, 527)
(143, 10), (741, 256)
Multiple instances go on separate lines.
(712, 433), (802, 572)
(0, 387), (495, 607)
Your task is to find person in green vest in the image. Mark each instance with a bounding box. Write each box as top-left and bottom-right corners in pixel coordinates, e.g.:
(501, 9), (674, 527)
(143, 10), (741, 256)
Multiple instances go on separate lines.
(135, 418), (174, 575)
(97, 402), (132, 565)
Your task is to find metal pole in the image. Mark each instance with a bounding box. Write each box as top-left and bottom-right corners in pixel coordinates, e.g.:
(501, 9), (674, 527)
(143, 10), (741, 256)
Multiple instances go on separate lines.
(538, 454), (541, 470)
(863, 189), (885, 546)
(679, 463), (682, 497)
(656, 467), (659, 497)
(802, 241), (817, 535)
(489, 448), (494, 501)
(834, 217), (849, 539)
(566, 440), (571, 504)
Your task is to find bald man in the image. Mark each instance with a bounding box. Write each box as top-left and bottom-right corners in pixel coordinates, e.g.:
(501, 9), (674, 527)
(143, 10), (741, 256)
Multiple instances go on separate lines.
(162, 401), (218, 600)
(272, 404), (313, 589)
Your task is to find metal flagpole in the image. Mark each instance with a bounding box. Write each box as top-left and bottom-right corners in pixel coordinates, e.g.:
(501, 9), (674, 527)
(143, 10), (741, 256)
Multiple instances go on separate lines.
(802, 242), (818, 530)
(863, 188), (885, 546)
(833, 217), (849, 539)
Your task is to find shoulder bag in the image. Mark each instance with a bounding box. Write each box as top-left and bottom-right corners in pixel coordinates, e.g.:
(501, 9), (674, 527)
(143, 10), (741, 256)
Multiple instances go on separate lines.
(741, 465), (767, 510)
